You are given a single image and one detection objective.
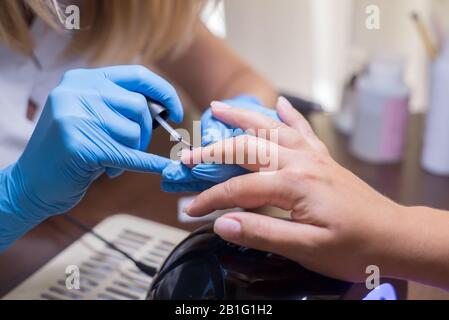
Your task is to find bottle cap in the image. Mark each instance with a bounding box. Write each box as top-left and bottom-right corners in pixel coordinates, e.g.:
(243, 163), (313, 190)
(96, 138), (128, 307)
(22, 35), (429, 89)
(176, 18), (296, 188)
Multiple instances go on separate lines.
(368, 56), (404, 84)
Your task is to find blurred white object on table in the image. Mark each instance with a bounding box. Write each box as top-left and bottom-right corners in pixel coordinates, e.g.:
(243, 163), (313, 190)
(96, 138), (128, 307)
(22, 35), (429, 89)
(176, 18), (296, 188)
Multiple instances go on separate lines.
(422, 35), (449, 176)
(350, 56), (410, 164)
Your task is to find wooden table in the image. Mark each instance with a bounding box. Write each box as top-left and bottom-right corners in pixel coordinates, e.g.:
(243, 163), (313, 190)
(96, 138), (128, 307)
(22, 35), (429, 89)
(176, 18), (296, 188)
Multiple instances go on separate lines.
(0, 113), (448, 299)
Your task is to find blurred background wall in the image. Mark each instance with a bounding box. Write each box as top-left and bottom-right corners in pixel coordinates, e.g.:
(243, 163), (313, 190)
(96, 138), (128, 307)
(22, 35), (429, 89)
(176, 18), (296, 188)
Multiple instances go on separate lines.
(203, 0), (449, 112)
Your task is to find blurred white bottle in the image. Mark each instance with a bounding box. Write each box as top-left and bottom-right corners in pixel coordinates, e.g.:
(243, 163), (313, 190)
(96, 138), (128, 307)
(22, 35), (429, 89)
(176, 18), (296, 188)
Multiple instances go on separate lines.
(350, 57), (410, 163)
(334, 48), (367, 135)
(421, 36), (449, 176)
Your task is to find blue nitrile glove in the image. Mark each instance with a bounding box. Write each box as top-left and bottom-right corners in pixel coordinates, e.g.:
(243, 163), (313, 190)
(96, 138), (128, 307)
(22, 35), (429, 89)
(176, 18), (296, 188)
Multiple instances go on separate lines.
(160, 161), (215, 193)
(161, 95), (279, 193)
(0, 65), (183, 252)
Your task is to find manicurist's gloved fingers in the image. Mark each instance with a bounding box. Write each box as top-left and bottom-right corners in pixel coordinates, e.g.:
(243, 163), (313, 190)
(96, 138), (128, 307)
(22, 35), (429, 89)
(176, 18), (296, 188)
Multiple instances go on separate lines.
(101, 109), (142, 150)
(212, 212), (322, 263)
(160, 162), (217, 193)
(100, 65), (184, 123)
(185, 173), (295, 217)
(98, 91), (149, 179)
(103, 115), (140, 178)
(99, 146), (172, 174)
(162, 161), (199, 183)
(101, 110), (141, 178)
(102, 82), (152, 151)
(209, 100), (304, 150)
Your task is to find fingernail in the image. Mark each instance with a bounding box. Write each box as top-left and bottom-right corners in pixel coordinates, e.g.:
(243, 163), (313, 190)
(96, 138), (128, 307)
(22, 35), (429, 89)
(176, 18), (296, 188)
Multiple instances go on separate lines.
(214, 218), (241, 240)
(180, 149), (191, 164)
(277, 96), (290, 108)
(211, 101), (232, 111)
(184, 201), (194, 215)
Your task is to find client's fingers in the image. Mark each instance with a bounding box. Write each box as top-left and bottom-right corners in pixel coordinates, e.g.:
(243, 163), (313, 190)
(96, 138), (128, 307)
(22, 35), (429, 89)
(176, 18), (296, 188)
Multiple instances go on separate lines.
(186, 173), (295, 217)
(181, 135), (288, 171)
(211, 101), (304, 149)
(213, 213), (322, 260)
(276, 96), (328, 153)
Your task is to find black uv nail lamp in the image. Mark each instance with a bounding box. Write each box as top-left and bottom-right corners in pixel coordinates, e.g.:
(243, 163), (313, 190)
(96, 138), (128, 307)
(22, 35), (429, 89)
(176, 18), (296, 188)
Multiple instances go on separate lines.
(147, 224), (406, 300)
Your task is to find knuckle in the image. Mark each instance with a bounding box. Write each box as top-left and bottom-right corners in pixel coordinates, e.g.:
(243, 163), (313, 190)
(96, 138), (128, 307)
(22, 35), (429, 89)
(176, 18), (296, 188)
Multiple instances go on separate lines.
(133, 65), (151, 79)
(306, 150), (329, 166)
(196, 188), (211, 204)
(222, 177), (243, 205)
(50, 117), (83, 157)
(223, 177), (238, 200)
(282, 165), (317, 185)
(298, 169), (319, 183)
(242, 218), (274, 248)
(290, 135), (306, 149)
(47, 87), (74, 111)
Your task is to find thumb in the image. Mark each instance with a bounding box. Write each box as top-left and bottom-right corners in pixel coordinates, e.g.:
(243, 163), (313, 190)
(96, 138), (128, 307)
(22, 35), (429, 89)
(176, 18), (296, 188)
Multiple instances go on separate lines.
(105, 168), (124, 178)
(100, 146), (171, 174)
(214, 213), (318, 259)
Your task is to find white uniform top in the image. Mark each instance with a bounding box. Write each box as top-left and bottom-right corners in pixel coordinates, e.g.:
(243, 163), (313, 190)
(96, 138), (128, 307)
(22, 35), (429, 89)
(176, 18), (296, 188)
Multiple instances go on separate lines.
(0, 19), (88, 168)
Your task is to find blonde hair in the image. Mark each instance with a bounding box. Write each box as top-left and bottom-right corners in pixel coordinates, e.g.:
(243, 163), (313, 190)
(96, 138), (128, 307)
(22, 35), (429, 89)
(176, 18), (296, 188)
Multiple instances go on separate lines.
(0, 0), (203, 63)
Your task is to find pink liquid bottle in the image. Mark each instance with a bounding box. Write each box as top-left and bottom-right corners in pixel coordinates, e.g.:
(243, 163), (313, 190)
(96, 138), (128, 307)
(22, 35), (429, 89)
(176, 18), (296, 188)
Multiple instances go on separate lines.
(350, 57), (410, 163)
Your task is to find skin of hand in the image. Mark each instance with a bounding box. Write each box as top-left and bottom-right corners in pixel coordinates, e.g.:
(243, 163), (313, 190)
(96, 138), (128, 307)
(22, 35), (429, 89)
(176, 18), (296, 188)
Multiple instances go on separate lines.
(181, 97), (449, 289)
(156, 23), (277, 108)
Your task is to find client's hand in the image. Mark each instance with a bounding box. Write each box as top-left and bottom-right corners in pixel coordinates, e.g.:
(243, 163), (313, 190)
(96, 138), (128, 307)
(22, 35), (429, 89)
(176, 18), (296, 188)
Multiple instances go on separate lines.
(181, 97), (407, 282)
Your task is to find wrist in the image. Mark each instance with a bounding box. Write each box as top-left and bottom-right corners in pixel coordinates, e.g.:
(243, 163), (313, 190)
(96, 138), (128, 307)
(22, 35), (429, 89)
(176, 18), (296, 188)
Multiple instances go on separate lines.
(374, 204), (449, 288)
(364, 201), (411, 279)
(0, 164), (45, 252)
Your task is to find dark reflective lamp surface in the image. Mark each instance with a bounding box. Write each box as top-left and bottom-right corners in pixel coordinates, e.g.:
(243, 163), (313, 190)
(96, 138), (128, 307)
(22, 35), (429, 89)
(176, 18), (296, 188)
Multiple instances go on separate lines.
(147, 224), (404, 300)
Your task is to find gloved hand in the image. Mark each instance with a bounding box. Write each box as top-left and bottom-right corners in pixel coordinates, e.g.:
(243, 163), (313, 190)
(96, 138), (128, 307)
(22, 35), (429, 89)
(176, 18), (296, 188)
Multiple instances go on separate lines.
(160, 161), (216, 193)
(161, 95), (279, 193)
(0, 65), (183, 251)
